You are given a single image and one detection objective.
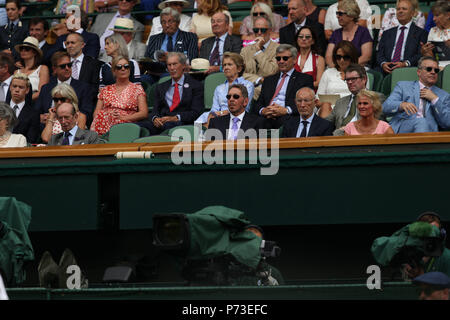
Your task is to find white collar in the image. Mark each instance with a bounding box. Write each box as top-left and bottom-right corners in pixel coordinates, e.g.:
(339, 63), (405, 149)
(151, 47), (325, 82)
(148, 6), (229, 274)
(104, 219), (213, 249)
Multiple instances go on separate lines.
(230, 110), (246, 122)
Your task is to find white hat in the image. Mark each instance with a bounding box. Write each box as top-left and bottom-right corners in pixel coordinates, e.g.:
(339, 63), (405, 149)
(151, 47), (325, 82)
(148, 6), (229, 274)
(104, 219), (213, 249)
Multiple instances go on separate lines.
(191, 58), (210, 71)
(158, 0), (190, 10)
(14, 36), (43, 59)
(109, 18), (135, 33)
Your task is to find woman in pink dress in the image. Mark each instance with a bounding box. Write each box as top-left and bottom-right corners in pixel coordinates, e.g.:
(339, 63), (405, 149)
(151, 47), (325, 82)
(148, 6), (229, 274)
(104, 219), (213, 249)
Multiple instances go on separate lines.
(344, 90), (395, 135)
(91, 56), (148, 136)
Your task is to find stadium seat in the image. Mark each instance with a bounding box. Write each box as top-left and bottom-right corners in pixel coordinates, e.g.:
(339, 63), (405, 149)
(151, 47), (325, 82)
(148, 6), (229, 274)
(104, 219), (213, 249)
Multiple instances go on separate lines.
(441, 64), (450, 93)
(133, 135), (175, 143)
(381, 73), (392, 96)
(204, 72), (226, 110)
(167, 124), (202, 142)
(367, 69), (383, 92)
(108, 123), (149, 143)
(367, 72), (374, 90)
(158, 75), (171, 84)
(391, 67), (418, 92)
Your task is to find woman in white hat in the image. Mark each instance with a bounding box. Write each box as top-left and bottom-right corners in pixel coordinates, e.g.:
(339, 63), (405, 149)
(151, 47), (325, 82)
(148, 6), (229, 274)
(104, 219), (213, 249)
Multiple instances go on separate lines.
(147, 0), (192, 41)
(14, 36), (50, 101)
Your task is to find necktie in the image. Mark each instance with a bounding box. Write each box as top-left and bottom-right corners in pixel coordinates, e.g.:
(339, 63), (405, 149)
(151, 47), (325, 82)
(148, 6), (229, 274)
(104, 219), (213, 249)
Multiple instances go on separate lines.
(269, 73), (287, 105)
(167, 35), (173, 52)
(9, 22), (14, 33)
(392, 26), (406, 62)
(231, 117), (240, 140)
(209, 38), (221, 66)
(343, 96), (357, 125)
(62, 132), (71, 145)
(170, 82), (180, 112)
(300, 120), (309, 137)
(419, 87), (429, 118)
(0, 83), (5, 102)
(72, 59), (79, 80)
(13, 105), (19, 117)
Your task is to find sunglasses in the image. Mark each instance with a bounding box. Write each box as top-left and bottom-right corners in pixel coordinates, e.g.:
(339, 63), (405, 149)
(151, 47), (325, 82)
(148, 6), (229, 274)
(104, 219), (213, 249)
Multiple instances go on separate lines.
(253, 12), (266, 16)
(345, 76), (361, 82)
(335, 54), (351, 61)
(422, 66), (440, 73)
(252, 28), (268, 34)
(336, 11), (347, 16)
(19, 46), (33, 52)
(53, 97), (68, 103)
(276, 56), (291, 61)
(115, 64), (130, 70)
(226, 94), (241, 100)
(119, 0), (134, 2)
(298, 35), (312, 40)
(58, 62), (73, 69)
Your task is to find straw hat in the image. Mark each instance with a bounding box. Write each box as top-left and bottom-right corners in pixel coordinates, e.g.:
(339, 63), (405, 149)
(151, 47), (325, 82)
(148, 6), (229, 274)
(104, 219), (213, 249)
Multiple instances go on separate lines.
(14, 36), (43, 59)
(191, 58), (210, 71)
(109, 18), (135, 33)
(158, 0), (190, 10)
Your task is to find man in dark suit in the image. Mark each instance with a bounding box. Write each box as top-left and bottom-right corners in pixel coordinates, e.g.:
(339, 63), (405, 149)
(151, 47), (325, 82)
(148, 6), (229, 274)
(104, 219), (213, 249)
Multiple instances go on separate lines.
(48, 102), (102, 146)
(35, 51), (95, 129)
(9, 73), (39, 144)
(145, 52), (204, 135)
(376, 0), (428, 75)
(28, 18), (54, 69)
(145, 7), (198, 63)
(207, 84), (267, 140)
(282, 87), (334, 138)
(52, 7), (100, 59)
(255, 44), (314, 129)
(279, 0), (327, 56)
(199, 12), (242, 74)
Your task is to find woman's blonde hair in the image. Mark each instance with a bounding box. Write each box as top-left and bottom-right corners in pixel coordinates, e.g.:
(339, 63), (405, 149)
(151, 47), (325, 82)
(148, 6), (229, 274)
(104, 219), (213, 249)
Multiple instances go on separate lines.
(357, 89), (383, 119)
(198, 0), (228, 16)
(338, 0), (360, 22)
(222, 52), (245, 77)
(51, 83), (79, 112)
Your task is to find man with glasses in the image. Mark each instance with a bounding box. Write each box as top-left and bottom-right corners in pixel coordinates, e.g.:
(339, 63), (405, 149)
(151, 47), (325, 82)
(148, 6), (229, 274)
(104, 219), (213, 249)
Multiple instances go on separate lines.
(240, 16), (279, 100)
(35, 52), (95, 131)
(91, 0), (144, 54)
(147, 0), (192, 40)
(207, 84), (267, 140)
(48, 102), (101, 146)
(383, 56), (450, 133)
(281, 87), (334, 137)
(255, 44), (314, 129)
(145, 8), (198, 64)
(279, 0), (326, 56)
(199, 12), (242, 75)
(376, 0), (428, 74)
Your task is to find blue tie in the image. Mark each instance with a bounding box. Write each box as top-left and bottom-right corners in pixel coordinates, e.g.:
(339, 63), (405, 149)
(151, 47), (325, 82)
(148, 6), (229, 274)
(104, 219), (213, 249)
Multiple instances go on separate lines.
(62, 132), (71, 145)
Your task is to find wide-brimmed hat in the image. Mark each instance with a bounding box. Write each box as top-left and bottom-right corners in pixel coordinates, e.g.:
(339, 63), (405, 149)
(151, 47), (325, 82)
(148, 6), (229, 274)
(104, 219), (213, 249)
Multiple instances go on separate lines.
(158, 0), (190, 10)
(14, 36), (43, 59)
(109, 18), (135, 33)
(191, 58), (210, 71)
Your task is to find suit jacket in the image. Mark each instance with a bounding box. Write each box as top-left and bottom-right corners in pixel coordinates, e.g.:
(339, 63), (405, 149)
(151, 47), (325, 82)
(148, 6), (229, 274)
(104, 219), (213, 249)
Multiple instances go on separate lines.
(41, 41), (55, 69)
(53, 30), (101, 59)
(199, 34), (243, 61)
(0, 20), (28, 59)
(255, 70), (314, 117)
(279, 20), (327, 56)
(11, 101), (40, 144)
(207, 112), (267, 140)
(128, 39), (146, 61)
(90, 13), (144, 43)
(377, 23), (428, 72)
(145, 30), (199, 62)
(383, 81), (450, 133)
(48, 127), (102, 146)
(281, 114), (335, 138)
(150, 74), (204, 123)
(35, 77), (95, 123)
(78, 55), (101, 87)
(241, 40), (279, 83)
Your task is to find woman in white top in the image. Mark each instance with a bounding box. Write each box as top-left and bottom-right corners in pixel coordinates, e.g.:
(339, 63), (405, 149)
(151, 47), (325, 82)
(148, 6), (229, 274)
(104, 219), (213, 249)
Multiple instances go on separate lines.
(0, 101), (27, 148)
(14, 36), (49, 101)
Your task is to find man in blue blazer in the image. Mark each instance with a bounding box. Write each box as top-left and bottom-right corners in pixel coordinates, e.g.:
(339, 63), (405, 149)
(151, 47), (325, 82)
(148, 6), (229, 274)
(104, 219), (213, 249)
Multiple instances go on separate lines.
(383, 57), (450, 133)
(34, 52), (95, 130)
(376, 0), (428, 74)
(144, 52), (204, 135)
(145, 7), (198, 63)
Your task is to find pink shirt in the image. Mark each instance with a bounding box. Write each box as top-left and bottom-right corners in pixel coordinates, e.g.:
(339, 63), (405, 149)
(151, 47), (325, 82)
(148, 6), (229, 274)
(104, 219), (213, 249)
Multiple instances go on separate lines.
(344, 120), (392, 135)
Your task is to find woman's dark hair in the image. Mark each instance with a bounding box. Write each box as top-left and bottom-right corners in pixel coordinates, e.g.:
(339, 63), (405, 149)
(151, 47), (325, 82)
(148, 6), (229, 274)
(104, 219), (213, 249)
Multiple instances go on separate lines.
(19, 45), (41, 70)
(295, 26), (320, 55)
(332, 40), (359, 70)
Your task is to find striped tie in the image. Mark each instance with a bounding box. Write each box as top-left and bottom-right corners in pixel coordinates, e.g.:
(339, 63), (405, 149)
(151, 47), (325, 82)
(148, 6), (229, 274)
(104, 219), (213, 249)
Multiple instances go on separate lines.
(392, 26), (406, 62)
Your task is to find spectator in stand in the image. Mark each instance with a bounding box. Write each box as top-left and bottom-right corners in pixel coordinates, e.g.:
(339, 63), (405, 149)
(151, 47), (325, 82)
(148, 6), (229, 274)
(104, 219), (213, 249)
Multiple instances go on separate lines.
(0, 0), (27, 60)
(147, 0), (192, 40)
(304, 0), (326, 25)
(325, 0), (372, 68)
(0, 101), (27, 147)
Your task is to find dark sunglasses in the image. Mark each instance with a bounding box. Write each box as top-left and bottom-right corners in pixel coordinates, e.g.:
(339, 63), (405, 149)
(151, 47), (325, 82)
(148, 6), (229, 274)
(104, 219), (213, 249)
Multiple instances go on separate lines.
(226, 94), (241, 100)
(115, 64), (130, 70)
(335, 54), (351, 61)
(298, 35), (312, 40)
(58, 62), (73, 69)
(19, 46), (33, 52)
(422, 66), (440, 73)
(53, 97), (68, 103)
(119, 0), (134, 2)
(336, 11), (347, 16)
(276, 56), (291, 61)
(252, 12), (266, 16)
(345, 76), (361, 82)
(252, 28), (268, 34)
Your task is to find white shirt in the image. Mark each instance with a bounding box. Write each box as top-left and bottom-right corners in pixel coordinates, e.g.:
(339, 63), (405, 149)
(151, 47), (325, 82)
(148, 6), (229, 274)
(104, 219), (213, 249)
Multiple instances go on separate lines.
(227, 111), (246, 140)
(71, 53), (84, 80)
(296, 113), (315, 137)
(324, 0), (372, 31)
(10, 100), (25, 118)
(0, 76), (11, 101)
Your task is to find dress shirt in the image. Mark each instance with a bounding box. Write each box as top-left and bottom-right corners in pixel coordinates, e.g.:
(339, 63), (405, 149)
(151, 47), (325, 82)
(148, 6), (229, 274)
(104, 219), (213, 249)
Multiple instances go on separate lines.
(0, 76), (11, 101)
(294, 19), (306, 32)
(296, 113), (315, 137)
(162, 75), (184, 121)
(211, 77), (254, 113)
(254, 39), (272, 57)
(227, 111), (246, 140)
(64, 125), (79, 145)
(71, 53), (84, 80)
(38, 40), (47, 49)
(271, 68), (295, 113)
(9, 100), (25, 117)
(209, 33), (227, 61)
(161, 30), (179, 52)
(418, 81), (439, 118)
(390, 21), (412, 63)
